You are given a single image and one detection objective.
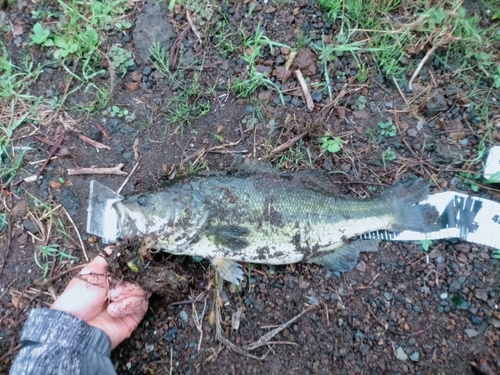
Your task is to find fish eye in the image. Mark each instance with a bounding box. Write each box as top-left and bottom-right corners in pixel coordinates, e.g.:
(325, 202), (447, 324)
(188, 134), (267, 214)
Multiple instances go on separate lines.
(137, 195), (148, 206)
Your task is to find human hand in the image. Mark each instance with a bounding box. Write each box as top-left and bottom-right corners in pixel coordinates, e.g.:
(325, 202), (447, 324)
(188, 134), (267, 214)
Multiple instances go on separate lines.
(51, 246), (150, 349)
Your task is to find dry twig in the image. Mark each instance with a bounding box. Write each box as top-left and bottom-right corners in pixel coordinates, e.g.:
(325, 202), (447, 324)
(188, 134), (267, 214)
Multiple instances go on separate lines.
(68, 163), (128, 176)
(270, 132), (307, 155)
(294, 70), (314, 111)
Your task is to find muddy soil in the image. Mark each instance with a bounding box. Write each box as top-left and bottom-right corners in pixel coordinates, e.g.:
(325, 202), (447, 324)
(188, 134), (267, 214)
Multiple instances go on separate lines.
(1, 1), (500, 374)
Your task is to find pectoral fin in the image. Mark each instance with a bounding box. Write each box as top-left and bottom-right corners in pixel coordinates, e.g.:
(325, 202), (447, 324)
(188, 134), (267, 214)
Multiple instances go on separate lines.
(308, 240), (380, 272)
(211, 258), (244, 285)
(209, 225), (250, 250)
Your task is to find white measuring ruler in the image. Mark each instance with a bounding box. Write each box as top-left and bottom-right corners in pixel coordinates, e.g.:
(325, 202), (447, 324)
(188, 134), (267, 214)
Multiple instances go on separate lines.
(361, 192), (500, 249)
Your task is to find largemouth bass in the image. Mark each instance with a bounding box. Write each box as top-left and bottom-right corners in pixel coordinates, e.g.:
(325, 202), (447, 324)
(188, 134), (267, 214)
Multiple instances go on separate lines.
(108, 164), (438, 284)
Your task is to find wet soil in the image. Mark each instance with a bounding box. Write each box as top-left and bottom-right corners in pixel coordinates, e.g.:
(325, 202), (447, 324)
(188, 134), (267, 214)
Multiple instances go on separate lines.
(1, 1), (500, 374)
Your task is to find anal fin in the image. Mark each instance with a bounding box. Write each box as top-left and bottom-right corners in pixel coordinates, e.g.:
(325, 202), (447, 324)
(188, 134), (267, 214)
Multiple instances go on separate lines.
(308, 240), (380, 272)
(211, 258), (244, 285)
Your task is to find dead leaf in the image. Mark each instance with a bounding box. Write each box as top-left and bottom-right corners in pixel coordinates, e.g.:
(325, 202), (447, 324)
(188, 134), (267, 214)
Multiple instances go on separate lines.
(231, 307), (244, 331)
(13, 25), (24, 36)
(125, 82), (140, 91)
(131, 70), (142, 82)
(49, 181), (63, 190)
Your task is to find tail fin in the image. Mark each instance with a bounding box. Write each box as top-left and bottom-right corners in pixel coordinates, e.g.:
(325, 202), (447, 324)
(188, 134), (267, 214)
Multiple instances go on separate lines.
(381, 177), (439, 233)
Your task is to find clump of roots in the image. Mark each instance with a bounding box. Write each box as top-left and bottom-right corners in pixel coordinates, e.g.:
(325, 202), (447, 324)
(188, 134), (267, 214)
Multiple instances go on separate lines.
(106, 237), (192, 298)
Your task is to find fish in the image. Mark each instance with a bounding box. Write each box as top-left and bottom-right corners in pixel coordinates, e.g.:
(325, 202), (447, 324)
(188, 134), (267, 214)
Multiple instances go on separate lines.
(110, 161), (438, 284)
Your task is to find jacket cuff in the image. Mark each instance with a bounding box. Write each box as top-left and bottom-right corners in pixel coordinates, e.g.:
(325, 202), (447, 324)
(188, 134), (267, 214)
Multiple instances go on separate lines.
(21, 308), (111, 357)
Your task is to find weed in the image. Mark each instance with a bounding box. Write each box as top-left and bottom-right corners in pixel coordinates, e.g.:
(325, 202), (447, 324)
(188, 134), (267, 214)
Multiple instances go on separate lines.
(102, 105), (136, 122)
(108, 45), (134, 77)
(295, 30), (312, 49)
(492, 249), (500, 259)
(420, 240), (433, 252)
(494, 65), (500, 88)
(451, 294), (465, 307)
(382, 147), (396, 170)
(276, 140), (313, 170)
(319, 135), (342, 153)
(356, 95), (367, 110)
(149, 41), (214, 127)
(212, 13), (239, 57)
(356, 63), (369, 83)
(34, 244), (78, 278)
(318, 0), (342, 21)
(232, 23), (290, 104)
(0, 212), (7, 232)
(30, 23), (52, 47)
(459, 171), (481, 192)
(377, 120), (397, 137)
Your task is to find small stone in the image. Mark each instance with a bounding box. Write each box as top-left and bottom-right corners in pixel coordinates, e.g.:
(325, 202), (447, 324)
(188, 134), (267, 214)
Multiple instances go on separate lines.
(258, 90), (272, 103)
(356, 261), (366, 272)
(479, 252), (490, 260)
(353, 110), (368, 119)
(310, 90), (323, 103)
(449, 280), (461, 292)
(464, 328), (479, 338)
(383, 292), (391, 301)
(410, 352), (420, 362)
(298, 277), (310, 289)
(440, 292), (448, 299)
(396, 347), (408, 361)
(424, 92), (448, 116)
(457, 254), (468, 263)
(407, 128), (418, 137)
(475, 289), (488, 302)
(179, 310), (188, 322)
(291, 96), (301, 107)
(145, 344), (154, 353)
(491, 318), (500, 328)
(273, 66), (291, 82)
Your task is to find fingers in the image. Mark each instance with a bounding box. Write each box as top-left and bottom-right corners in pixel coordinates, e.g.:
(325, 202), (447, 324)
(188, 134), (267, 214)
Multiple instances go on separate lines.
(51, 248), (114, 319)
(108, 281), (150, 319)
(109, 281), (150, 301)
(108, 295), (149, 319)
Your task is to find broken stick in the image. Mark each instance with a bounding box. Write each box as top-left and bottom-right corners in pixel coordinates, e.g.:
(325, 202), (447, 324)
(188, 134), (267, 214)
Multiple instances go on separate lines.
(295, 70), (314, 111)
(68, 163), (127, 176)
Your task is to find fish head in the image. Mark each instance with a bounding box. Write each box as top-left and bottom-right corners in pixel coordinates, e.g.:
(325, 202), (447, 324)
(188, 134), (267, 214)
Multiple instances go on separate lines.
(114, 192), (177, 237)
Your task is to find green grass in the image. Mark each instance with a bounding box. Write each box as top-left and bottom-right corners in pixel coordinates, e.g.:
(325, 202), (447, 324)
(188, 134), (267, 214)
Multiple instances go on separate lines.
(231, 23), (291, 104)
(0, 43), (43, 186)
(149, 41), (214, 129)
(25, 0), (134, 112)
(34, 244), (78, 278)
(317, 0), (500, 85)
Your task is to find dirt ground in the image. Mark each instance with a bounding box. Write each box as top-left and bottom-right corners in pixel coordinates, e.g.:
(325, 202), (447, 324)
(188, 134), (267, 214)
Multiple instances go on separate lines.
(1, 0), (500, 374)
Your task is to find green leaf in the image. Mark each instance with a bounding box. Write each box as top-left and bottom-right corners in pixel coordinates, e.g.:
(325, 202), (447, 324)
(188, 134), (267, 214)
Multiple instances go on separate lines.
(328, 143), (340, 153)
(30, 23), (50, 45)
(112, 105), (120, 113)
(53, 36), (67, 49)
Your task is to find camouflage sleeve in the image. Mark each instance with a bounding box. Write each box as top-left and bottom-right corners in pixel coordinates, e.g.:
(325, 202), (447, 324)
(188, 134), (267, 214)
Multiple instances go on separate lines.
(9, 308), (116, 375)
